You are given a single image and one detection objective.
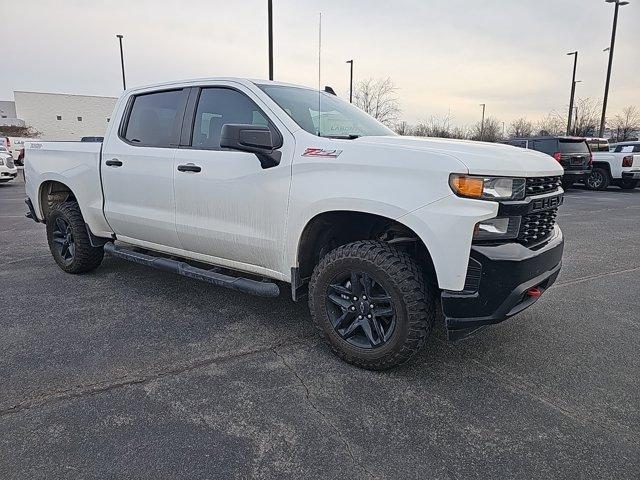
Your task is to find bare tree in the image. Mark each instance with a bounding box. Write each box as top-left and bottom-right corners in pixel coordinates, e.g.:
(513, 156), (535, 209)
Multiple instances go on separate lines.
(0, 124), (41, 138)
(413, 114), (456, 138)
(610, 106), (640, 142)
(394, 121), (412, 136)
(354, 77), (401, 127)
(535, 112), (565, 136)
(571, 97), (600, 137)
(508, 118), (533, 138)
(470, 116), (502, 142)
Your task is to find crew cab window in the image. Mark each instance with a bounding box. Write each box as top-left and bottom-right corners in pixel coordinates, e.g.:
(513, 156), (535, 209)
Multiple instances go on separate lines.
(123, 89), (186, 147)
(191, 88), (275, 150)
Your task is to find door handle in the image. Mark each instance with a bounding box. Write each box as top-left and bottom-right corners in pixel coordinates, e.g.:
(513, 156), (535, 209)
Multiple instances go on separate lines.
(177, 164), (202, 173)
(105, 159), (123, 167)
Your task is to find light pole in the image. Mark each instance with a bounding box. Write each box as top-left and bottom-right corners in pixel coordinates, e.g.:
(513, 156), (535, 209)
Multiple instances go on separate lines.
(566, 51), (578, 135)
(268, 0), (274, 80)
(346, 60), (354, 103)
(573, 106), (579, 136)
(479, 103), (486, 140)
(599, 0), (630, 137)
(116, 34), (126, 90)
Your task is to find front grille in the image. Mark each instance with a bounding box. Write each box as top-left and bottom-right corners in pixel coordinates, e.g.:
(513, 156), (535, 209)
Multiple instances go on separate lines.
(518, 208), (558, 246)
(5, 157), (14, 168)
(525, 176), (562, 196)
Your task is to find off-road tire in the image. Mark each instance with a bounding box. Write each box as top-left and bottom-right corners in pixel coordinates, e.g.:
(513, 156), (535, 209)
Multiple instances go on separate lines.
(585, 168), (610, 190)
(46, 201), (104, 274)
(308, 240), (436, 370)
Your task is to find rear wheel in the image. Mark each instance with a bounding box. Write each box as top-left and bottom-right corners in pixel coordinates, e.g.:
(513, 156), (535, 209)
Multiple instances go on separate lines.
(619, 179), (639, 190)
(308, 240), (435, 370)
(46, 202), (104, 273)
(585, 168), (610, 191)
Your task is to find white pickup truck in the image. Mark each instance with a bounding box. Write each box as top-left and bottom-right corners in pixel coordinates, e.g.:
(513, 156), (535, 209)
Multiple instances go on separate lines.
(587, 141), (640, 190)
(24, 78), (565, 369)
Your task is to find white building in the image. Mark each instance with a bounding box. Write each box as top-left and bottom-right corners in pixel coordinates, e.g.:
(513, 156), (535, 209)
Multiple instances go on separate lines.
(13, 91), (117, 140)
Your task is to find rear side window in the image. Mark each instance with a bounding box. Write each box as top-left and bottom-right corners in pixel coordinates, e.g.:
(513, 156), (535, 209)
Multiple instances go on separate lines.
(531, 139), (557, 155)
(559, 139), (589, 154)
(123, 89), (186, 147)
(191, 88), (277, 150)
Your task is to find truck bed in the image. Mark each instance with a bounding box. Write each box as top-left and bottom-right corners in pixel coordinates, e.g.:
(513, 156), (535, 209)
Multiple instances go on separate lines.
(24, 141), (112, 237)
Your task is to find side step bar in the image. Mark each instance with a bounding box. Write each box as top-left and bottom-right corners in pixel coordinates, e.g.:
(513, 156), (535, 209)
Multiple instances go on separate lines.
(104, 243), (280, 298)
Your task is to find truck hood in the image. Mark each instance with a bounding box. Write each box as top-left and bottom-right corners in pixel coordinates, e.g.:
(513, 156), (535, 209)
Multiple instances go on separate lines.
(354, 136), (563, 177)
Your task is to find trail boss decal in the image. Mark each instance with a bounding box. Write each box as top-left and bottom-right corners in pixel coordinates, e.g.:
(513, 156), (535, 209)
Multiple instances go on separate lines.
(302, 148), (343, 158)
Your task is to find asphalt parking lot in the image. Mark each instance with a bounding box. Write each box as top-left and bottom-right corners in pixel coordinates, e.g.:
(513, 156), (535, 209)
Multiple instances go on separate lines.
(1, 176), (638, 479)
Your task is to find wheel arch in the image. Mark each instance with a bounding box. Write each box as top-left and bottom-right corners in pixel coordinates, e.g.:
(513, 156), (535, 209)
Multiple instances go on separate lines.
(37, 179), (78, 221)
(293, 209), (438, 299)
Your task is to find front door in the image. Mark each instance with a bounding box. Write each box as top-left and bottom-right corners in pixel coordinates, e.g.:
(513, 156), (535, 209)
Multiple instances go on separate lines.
(102, 88), (188, 249)
(173, 86), (292, 275)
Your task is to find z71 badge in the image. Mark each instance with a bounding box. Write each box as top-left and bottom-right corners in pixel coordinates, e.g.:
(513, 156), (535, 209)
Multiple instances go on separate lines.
(302, 148), (343, 158)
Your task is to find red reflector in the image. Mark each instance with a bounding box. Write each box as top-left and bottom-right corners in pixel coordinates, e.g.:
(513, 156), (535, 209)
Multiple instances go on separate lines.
(553, 152), (562, 162)
(527, 287), (543, 298)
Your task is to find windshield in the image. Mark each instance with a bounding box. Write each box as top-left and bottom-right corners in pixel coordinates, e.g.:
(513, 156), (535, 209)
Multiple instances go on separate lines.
(559, 139), (589, 154)
(259, 84), (395, 138)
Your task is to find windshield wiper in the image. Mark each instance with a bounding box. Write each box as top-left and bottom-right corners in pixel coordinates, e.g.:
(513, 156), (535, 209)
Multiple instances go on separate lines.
(320, 134), (360, 139)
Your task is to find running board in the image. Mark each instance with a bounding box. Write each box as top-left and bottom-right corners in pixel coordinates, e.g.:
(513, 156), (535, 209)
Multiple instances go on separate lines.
(103, 243), (280, 298)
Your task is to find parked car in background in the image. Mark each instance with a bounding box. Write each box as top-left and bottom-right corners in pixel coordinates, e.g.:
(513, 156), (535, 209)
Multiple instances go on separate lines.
(24, 77), (565, 370)
(588, 141), (640, 190)
(506, 136), (592, 188)
(585, 137), (610, 153)
(16, 148), (25, 166)
(0, 146), (18, 183)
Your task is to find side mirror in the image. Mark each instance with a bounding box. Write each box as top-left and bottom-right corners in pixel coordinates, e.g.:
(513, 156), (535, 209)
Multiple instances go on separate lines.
(220, 124), (281, 169)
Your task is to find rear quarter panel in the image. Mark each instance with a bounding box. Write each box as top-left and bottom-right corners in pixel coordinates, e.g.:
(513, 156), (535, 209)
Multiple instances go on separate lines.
(24, 141), (112, 237)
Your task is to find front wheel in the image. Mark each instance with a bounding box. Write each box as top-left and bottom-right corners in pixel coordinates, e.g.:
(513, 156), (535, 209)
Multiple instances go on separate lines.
(585, 168), (611, 191)
(308, 240), (436, 370)
(46, 202), (104, 274)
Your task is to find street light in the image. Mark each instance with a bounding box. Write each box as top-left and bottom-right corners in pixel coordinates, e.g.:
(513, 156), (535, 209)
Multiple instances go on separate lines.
(346, 60), (354, 103)
(599, 0), (630, 137)
(566, 51), (578, 135)
(116, 34), (126, 90)
(571, 80), (582, 135)
(268, 0), (274, 80)
(479, 103), (486, 141)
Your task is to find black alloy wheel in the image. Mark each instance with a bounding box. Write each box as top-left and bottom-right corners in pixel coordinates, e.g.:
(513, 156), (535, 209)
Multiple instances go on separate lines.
(51, 216), (75, 265)
(326, 270), (396, 349)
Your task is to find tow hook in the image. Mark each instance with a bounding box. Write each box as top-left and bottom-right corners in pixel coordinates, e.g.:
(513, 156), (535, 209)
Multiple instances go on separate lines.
(527, 286), (543, 298)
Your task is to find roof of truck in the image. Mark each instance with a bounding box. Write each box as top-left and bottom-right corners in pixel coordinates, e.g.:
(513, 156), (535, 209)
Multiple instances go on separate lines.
(126, 77), (317, 93)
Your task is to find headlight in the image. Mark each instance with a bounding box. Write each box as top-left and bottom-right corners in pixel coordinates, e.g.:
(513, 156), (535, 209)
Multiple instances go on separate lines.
(449, 174), (526, 201)
(473, 216), (521, 240)
(0, 158), (4, 166)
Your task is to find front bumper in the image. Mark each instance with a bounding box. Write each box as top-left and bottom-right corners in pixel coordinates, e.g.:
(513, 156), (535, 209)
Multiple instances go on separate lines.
(441, 225), (564, 341)
(0, 168), (18, 180)
(622, 171), (640, 180)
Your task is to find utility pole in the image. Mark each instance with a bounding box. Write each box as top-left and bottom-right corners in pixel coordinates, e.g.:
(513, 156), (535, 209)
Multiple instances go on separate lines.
(599, 0), (630, 137)
(268, 0), (274, 80)
(116, 34), (126, 90)
(346, 60), (354, 103)
(479, 104), (486, 141)
(566, 51), (578, 135)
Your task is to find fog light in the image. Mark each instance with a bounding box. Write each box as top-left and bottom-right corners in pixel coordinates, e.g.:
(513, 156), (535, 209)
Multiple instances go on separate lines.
(473, 217), (520, 240)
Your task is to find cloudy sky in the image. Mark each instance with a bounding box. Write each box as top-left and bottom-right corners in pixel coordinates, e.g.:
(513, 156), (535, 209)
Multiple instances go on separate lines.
(2, 0), (639, 126)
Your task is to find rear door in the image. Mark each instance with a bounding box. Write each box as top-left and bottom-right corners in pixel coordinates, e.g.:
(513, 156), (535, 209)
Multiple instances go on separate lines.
(102, 88), (189, 248)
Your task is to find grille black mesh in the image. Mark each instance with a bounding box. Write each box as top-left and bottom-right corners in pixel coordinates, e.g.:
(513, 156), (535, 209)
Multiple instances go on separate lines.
(518, 208), (558, 246)
(525, 176), (562, 196)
